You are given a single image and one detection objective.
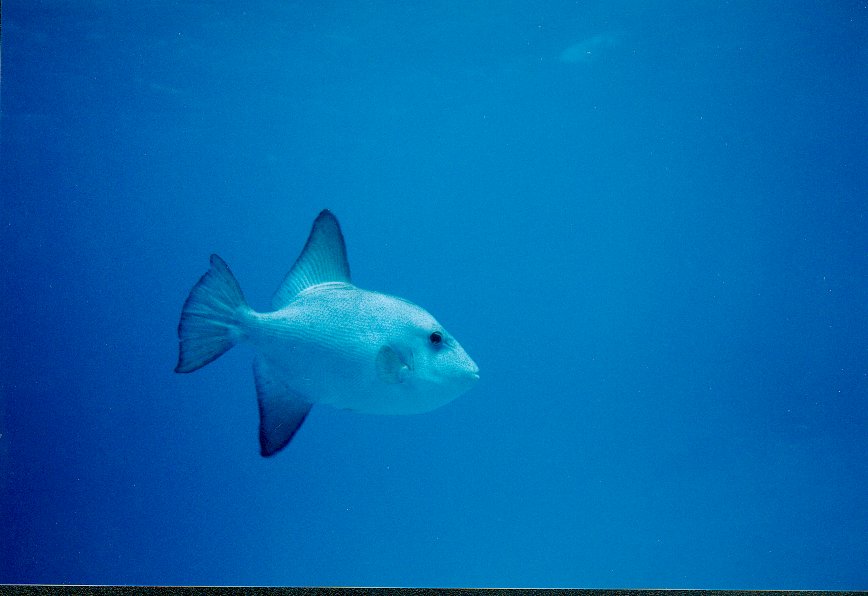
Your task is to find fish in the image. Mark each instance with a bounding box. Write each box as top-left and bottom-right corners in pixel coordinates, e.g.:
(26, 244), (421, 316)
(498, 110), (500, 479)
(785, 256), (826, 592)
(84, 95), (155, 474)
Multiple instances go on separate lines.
(175, 209), (479, 456)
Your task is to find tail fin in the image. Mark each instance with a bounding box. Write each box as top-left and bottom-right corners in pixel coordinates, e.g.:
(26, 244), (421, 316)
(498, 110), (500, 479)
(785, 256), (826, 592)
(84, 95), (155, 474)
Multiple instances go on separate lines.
(175, 254), (250, 373)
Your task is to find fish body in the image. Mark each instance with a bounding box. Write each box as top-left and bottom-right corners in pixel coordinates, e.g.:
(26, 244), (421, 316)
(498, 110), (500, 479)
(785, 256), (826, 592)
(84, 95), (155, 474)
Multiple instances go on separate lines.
(175, 210), (479, 456)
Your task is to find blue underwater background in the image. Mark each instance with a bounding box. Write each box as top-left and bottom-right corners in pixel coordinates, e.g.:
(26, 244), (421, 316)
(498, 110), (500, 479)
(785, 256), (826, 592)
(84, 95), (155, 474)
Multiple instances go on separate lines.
(1, 0), (866, 589)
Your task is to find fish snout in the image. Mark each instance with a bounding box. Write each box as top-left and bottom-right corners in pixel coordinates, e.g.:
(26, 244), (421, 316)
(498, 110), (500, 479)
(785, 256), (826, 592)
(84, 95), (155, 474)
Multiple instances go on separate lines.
(459, 355), (480, 383)
(468, 362), (480, 380)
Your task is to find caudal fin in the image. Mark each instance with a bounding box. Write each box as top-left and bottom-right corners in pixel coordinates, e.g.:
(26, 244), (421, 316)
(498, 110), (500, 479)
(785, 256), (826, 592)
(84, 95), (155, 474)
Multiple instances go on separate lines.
(175, 254), (250, 373)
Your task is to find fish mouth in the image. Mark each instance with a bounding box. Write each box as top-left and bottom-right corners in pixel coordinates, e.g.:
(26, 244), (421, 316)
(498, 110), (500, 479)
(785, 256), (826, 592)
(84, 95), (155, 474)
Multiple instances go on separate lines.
(453, 368), (479, 385)
(457, 358), (479, 383)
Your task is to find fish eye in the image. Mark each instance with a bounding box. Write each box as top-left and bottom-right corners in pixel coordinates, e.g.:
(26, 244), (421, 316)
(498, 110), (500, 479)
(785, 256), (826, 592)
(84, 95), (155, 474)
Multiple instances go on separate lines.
(429, 331), (443, 345)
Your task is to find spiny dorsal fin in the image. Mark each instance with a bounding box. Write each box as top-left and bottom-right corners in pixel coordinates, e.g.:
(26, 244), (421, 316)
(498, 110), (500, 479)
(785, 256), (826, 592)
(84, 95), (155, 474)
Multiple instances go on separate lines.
(272, 209), (351, 310)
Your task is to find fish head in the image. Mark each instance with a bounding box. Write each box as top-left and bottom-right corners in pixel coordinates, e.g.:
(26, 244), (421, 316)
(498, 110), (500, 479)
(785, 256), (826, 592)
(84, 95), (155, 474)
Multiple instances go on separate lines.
(375, 297), (479, 412)
(411, 322), (479, 389)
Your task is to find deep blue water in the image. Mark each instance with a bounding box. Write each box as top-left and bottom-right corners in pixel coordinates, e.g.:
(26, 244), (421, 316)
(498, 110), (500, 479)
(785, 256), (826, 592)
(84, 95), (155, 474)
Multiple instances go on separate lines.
(2, 1), (866, 588)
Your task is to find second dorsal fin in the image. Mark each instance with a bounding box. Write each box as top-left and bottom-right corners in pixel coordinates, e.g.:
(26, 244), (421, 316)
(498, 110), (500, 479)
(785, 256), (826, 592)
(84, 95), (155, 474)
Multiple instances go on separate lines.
(272, 209), (351, 309)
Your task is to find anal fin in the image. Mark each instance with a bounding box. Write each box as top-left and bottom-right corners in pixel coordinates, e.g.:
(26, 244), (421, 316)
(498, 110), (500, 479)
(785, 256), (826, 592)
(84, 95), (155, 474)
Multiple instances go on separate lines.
(253, 356), (312, 457)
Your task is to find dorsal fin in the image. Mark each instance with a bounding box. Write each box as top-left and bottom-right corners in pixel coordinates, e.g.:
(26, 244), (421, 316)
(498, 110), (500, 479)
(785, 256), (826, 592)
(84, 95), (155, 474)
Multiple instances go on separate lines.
(272, 209), (351, 309)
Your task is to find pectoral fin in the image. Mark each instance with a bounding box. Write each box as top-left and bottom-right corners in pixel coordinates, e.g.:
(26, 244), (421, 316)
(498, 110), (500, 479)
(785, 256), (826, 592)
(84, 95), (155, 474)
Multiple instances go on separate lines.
(253, 356), (312, 457)
(376, 345), (413, 384)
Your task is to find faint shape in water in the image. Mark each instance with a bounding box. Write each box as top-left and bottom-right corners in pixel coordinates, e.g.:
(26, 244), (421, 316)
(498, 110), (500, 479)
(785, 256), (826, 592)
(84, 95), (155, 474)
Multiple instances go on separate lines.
(559, 33), (620, 64)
